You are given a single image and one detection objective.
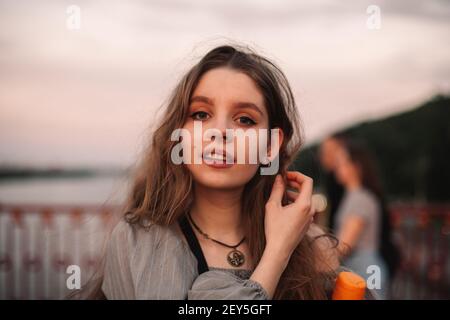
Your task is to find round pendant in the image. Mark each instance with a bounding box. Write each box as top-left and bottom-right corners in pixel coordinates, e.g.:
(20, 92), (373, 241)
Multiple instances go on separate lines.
(227, 249), (245, 267)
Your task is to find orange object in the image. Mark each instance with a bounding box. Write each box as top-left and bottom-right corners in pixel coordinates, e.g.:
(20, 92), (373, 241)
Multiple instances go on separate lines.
(332, 271), (366, 300)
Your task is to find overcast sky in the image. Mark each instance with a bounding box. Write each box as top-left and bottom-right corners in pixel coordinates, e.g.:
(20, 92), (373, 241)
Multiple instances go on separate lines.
(0, 0), (449, 168)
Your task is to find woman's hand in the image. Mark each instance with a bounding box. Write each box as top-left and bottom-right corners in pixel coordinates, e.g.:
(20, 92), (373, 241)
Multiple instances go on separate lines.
(263, 171), (316, 262)
(250, 171), (315, 298)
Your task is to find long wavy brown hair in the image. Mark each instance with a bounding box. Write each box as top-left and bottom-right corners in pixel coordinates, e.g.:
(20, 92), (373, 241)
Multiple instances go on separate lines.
(77, 44), (339, 300)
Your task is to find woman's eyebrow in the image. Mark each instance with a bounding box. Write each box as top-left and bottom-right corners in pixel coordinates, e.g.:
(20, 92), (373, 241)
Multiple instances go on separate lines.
(233, 102), (264, 116)
(190, 95), (263, 116)
(190, 95), (213, 105)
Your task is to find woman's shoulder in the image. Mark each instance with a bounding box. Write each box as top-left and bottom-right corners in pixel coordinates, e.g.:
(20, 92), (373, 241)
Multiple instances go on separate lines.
(103, 216), (197, 299)
(345, 187), (380, 216)
(108, 216), (187, 256)
(351, 187), (378, 205)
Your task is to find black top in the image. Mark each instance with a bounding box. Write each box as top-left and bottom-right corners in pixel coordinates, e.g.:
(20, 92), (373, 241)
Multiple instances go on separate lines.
(178, 214), (209, 275)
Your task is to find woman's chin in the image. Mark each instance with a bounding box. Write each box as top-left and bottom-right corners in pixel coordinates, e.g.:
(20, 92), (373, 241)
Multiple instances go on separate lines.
(195, 175), (245, 190)
(186, 163), (259, 190)
(192, 171), (251, 190)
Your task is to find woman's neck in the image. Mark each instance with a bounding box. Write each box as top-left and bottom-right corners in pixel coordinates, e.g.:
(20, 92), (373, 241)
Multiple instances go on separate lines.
(345, 177), (362, 191)
(190, 183), (245, 243)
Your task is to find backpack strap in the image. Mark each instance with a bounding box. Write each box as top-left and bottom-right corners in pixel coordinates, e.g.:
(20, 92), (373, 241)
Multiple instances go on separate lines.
(178, 214), (209, 275)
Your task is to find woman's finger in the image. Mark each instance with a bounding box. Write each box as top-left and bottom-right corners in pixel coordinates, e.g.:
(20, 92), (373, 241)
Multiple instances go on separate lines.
(267, 174), (285, 204)
(285, 172), (311, 192)
(286, 190), (299, 202)
(286, 179), (301, 192)
(309, 205), (316, 217)
(286, 171), (313, 207)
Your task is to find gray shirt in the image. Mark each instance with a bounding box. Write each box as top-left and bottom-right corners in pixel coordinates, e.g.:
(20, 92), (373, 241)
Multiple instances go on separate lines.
(335, 187), (381, 252)
(101, 219), (270, 299)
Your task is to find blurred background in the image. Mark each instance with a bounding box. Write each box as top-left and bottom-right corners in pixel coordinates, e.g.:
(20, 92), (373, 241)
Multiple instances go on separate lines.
(0, 0), (448, 299)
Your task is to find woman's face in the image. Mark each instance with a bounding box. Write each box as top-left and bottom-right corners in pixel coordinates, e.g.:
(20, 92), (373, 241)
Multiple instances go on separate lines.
(335, 148), (360, 186)
(319, 138), (342, 172)
(181, 67), (277, 190)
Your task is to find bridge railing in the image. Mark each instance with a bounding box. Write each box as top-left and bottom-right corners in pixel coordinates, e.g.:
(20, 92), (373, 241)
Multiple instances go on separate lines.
(0, 202), (448, 299)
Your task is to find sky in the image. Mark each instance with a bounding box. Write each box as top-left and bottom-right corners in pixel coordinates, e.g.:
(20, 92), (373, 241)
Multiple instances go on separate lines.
(0, 0), (449, 168)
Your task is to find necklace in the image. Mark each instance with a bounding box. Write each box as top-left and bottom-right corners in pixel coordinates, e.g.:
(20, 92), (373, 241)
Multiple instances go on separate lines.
(187, 212), (246, 268)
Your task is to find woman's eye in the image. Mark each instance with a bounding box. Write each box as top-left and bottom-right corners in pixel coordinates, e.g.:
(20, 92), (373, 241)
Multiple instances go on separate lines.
(190, 111), (210, 121)
(237, 116), (256, 126)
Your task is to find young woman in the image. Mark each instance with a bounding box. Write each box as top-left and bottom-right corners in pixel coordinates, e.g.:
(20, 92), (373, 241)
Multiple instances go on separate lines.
(77, 44), (348, 300)
(333, 137), (398, 299)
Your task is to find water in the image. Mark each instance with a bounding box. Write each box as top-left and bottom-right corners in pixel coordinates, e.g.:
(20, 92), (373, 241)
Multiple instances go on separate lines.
(0, 174), (131, 205)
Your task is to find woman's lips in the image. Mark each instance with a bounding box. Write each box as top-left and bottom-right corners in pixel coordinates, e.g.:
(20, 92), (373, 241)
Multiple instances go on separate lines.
(202, 151), (235, 169)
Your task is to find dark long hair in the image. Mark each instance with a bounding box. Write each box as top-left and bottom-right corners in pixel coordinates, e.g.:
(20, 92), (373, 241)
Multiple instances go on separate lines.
(333, 134), (400, 279)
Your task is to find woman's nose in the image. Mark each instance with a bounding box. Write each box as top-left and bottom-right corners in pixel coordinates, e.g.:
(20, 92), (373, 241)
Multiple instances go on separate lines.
(208, 118), (233, 142)
(208, 128), (232, 143)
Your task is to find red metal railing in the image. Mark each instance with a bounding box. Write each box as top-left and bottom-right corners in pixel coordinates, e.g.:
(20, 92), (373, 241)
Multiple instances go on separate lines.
(0, 203), (113, 299)
(0, 202), (448, 299)
(389, 203), (449, 299)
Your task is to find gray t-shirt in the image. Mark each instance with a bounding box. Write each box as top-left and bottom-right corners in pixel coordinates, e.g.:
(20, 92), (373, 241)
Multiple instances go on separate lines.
(335, 187), (381, 252)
